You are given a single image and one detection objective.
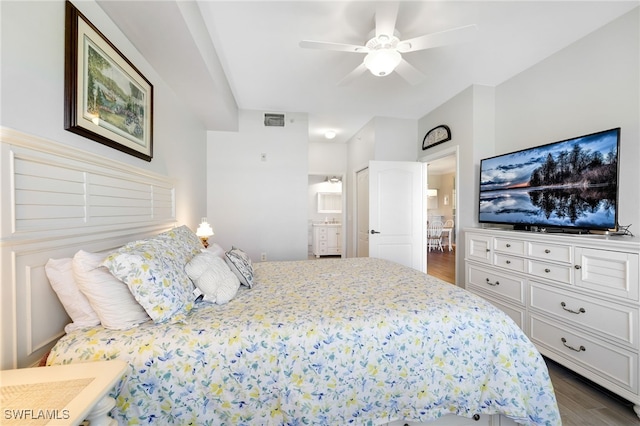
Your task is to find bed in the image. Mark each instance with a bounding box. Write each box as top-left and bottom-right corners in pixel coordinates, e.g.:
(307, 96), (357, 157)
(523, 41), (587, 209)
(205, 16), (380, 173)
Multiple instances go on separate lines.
(2, 131), (559, 425)
(46, 239), (560, 425)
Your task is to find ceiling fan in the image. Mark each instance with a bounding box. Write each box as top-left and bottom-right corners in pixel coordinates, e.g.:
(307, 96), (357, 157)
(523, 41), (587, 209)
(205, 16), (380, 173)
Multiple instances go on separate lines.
(299, 2), (477, 85)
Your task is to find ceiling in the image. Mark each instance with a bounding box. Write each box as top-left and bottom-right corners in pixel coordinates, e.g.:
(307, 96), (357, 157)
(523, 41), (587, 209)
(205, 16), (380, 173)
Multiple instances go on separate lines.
(97, 1), (638, 145)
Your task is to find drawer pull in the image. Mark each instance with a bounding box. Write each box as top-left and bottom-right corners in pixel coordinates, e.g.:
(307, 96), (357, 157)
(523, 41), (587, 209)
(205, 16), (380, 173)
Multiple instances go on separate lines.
(574, 265), (582, 270)
(544, 249), (551, 254)
(485, 278), (499, 286)
(561, 302), (586, 314)
(506, 243), (511, 248)
(544, 268), (551, 273)
(561, 337), (586, 352)
(505, 260), (511, 264)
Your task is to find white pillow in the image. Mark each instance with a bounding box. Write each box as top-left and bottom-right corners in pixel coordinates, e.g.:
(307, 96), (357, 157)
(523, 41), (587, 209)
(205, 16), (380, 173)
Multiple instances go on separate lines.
(72, 250), (150, 330)
(45, 258), (100, 333)
(186, 251), (240, 304)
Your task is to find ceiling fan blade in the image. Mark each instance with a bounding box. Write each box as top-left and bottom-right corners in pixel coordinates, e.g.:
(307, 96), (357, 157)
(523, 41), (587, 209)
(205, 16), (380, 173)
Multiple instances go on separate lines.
(375, 2), (399, 38)
(337, 62), (368, 86)
(300, 40), (368, 53)
(394, 59), (426, 85)
(397, 24), (478, 53)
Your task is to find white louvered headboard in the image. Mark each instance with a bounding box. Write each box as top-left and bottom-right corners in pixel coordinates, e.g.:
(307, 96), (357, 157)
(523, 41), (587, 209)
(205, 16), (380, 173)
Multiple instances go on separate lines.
(0, 127), (177, 369)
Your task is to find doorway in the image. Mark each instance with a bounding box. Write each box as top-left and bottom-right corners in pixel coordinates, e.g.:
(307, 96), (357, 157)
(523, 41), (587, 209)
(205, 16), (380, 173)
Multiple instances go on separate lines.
(424, 149), (458, 284)
(307, 174), (345, 259)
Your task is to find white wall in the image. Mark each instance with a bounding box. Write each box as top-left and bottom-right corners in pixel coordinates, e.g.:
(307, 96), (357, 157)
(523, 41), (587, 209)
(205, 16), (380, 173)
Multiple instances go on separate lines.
(206, 110), (309, 262)
(0, 0), (208, 229)
(309, 142), (347, 175)
(495, 7), (639, 235)
(373, 117), (419, 161)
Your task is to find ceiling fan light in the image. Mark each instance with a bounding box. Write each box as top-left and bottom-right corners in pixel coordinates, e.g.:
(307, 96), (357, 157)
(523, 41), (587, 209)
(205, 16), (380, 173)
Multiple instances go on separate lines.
(364, 49), (401, 77)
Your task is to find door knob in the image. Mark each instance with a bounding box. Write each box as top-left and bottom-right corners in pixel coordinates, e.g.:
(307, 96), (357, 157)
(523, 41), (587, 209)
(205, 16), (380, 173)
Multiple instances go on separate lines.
(370, 229), (381, 234)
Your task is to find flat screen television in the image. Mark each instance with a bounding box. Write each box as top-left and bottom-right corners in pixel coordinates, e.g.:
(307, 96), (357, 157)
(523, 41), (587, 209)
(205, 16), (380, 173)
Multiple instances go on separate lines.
(479, 128), (620, 232)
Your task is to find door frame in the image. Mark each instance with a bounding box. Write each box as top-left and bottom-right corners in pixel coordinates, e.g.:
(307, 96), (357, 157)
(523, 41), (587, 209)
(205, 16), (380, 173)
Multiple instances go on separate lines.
(308, 172), (347, 258)
(419, 145), (460, 283)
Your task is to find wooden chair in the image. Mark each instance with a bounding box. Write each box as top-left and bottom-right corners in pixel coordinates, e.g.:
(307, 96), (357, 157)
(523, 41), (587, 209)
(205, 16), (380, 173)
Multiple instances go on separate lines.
(427, 221), (444, 251)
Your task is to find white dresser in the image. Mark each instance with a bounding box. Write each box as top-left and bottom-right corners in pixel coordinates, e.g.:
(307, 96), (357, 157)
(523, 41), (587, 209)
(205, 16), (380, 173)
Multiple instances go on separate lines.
(312, 224), (342, 257)
(464, 227), (640, 415)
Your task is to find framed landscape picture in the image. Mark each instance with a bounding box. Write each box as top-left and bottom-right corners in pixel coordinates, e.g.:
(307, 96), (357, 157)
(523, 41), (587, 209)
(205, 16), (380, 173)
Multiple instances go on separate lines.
(64, 1), (153, 161)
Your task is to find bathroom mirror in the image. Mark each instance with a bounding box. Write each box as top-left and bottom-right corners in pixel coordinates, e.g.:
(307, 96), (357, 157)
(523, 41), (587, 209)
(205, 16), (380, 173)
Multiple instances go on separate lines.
(317, 192), (342, 213)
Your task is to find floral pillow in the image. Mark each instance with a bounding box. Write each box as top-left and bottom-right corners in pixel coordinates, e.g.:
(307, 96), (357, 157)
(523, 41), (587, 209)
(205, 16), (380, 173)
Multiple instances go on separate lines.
(102, 226), (201, 324)
(156, 225), (203, 263)
(225, 247), (254, 288)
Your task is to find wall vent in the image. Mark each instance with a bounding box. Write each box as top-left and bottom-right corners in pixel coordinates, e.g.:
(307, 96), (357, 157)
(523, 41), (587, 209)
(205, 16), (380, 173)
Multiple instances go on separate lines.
(264, 113), (285, 127)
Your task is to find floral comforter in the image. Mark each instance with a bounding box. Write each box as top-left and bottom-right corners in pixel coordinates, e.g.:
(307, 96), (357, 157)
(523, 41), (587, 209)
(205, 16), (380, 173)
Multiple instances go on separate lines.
(48, 258), (560, 425)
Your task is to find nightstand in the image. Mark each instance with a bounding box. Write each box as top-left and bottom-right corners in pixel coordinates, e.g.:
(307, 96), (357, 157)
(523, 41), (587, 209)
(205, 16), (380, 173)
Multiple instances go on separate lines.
(1, 360), (127, 425)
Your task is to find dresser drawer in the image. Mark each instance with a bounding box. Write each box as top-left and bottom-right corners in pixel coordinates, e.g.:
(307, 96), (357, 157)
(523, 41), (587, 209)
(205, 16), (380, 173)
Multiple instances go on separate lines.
(530, 282), (638, 348)
(528, 259), (572, 284)
(494, 253), (526, 272)
(467, 265), (524, 305)
(494, 238), (525, 255)
(529, 242), (572, 263)
(529, 315), (638, 393)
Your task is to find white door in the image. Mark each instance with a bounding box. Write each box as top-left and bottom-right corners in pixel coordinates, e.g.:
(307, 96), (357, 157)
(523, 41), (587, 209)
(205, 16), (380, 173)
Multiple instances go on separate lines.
(369, 161), (425, 272)
(356, 168), (369, 257)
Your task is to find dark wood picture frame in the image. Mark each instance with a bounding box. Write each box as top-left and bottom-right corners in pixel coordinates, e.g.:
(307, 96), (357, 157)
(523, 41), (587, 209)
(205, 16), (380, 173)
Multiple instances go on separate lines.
(422, 125), (451, 151)
(64, 1), (153, 161)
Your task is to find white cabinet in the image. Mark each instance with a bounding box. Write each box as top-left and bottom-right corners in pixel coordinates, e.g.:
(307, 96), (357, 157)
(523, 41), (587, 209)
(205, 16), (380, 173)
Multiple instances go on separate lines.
(465, 227), (640, 414)
(313, 224), (342, 257)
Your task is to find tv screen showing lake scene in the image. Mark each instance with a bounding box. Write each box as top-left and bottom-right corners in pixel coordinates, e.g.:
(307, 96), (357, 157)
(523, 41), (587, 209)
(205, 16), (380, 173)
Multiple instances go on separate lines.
(479, 128), (620, 230)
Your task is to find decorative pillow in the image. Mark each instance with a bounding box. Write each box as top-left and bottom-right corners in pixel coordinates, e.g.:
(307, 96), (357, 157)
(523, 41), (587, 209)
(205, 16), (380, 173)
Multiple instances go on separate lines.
(225, 247), (254, 288)
(72, 250), (150, 330)
(45, 257), (100, 333)
(102, 226), (199, 324)
(186, 252), (240, 304)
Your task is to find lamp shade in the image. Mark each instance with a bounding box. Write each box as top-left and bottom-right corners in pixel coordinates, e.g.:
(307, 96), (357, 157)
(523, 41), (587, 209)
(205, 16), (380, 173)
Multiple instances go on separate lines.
(196, 218), (214, 238)
(364, 49), (401, 77)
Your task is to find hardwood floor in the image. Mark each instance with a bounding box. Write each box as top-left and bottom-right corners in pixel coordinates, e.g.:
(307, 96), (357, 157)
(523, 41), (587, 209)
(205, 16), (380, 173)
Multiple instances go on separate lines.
(427, 246), (455, 284)
(545, 357), (640, 425)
